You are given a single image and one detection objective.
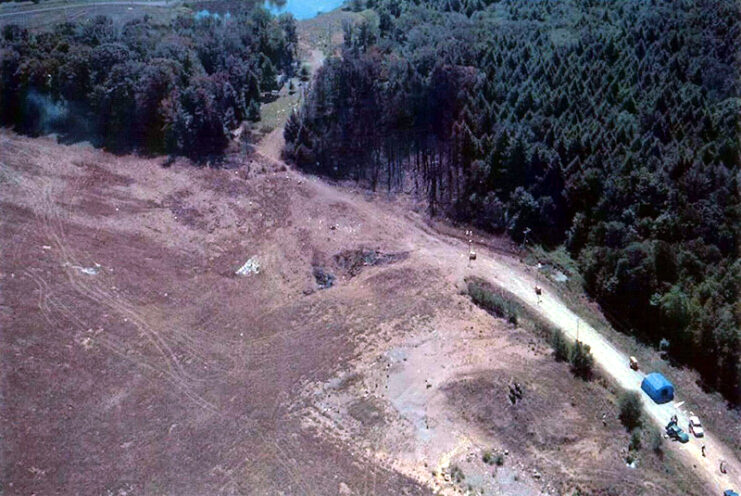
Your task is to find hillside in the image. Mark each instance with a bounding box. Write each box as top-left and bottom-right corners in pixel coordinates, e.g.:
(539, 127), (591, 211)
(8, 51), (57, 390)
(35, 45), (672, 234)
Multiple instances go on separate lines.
(0, 0), (739, 494)
(1, 128), (739, 494)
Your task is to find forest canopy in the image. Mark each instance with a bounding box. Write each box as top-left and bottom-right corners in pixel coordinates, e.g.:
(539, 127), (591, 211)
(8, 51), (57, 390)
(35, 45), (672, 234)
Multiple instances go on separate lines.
(285, 0), (740, 405)
(0, 6), (297, 158)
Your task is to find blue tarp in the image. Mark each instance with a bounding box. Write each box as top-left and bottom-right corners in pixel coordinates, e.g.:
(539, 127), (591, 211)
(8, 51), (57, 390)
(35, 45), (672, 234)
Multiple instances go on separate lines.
(641, 372), (674, 404)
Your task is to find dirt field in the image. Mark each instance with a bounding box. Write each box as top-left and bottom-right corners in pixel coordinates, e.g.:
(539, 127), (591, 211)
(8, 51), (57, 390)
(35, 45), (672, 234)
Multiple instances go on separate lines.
(2, 130), (734, 495)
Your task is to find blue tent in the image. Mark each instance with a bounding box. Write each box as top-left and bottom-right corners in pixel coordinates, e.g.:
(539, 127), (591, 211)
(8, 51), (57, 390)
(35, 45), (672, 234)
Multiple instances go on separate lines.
(641, 373), (674, 404)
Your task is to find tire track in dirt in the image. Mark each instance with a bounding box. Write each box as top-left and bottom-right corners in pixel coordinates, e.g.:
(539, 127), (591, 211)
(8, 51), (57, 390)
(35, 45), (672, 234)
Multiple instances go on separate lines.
(28, 179), (221, 412)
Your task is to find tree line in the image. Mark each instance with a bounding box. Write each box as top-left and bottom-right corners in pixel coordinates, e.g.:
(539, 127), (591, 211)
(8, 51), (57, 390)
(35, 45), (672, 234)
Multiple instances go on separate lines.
(285, 0), (740, 405)
(1, 5), (297, 158)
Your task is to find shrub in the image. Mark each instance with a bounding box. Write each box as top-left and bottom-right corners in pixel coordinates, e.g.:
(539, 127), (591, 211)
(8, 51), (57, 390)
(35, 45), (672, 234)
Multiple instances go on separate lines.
(299, 64), (310, 81)
(629, 428), (642, 451)
(550, 329), (571, 362)
(467, 281), (521, 325)
(483, 450), (505, 466)
(618, 391), (643, 431)
(569, 341), (594, 380)
(650, 428), (663, 455)
(449, 465), (465, 483)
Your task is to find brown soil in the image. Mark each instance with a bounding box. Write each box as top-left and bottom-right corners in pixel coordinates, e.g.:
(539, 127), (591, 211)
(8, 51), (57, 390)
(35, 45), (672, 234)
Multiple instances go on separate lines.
(0, 130), (731, 495)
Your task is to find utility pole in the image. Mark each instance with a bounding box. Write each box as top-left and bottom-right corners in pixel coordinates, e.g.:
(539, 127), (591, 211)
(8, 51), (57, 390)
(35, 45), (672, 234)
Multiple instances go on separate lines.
(466, 230), (475, 267)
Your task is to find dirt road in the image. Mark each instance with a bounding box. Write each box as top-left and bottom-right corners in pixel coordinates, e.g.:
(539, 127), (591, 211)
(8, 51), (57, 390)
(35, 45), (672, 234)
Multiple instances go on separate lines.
(464, 251), (740, 493)
(396, 200), (741, 494)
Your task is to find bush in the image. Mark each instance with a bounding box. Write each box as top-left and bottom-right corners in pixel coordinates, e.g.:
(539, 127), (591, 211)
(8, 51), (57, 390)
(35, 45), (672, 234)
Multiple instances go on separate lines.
(629, 428), (642, 451)
(550, 329), (571, 362)
(449, 465), (465, 483)
(618, 391), (643, 431)
(650, 428), (663, 455)
(467, 281), (521, 325)
(569, 341), (594, 380)
(483, 451), (505, 466)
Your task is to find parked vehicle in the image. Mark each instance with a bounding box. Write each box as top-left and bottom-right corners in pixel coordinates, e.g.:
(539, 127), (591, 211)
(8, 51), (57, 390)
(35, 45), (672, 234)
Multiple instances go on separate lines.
(723, 490), (739, 496)
(688, 415), (704, 437)
(629, 356), (639, 370)
(666, 423), (690, 443)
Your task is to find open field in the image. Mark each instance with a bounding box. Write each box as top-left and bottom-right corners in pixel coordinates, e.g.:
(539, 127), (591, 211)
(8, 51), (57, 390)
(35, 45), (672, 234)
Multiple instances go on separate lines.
(297, 7), (361, 57)
(0, 0), (189, 29)
(1, 129), (737, 495)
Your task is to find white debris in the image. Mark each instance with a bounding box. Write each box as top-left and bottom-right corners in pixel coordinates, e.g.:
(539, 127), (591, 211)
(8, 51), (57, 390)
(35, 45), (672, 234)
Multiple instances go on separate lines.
(79, 336), (94, 350)
(551, 270), (569, 282)
(235, 257), (260, 276)
(65, 262), (100, 275)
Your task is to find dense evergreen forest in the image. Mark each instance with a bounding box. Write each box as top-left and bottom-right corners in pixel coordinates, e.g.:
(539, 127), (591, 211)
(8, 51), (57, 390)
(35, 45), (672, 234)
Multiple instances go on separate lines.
(0, 6), (296, 157)
(285, 0), (740, 405)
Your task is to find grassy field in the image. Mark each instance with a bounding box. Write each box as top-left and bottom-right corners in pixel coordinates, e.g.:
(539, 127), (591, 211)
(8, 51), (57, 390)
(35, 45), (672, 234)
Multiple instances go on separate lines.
(0, 0), (188, 30)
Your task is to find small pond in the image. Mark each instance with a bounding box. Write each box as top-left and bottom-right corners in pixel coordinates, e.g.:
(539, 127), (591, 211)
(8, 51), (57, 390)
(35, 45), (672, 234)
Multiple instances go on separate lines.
(264, 0), (345, 20)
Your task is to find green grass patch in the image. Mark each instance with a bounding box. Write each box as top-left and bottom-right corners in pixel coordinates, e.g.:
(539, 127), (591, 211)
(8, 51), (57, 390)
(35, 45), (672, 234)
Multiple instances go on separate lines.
(259, 88), (301, 135)
(467, 278), (522, 325)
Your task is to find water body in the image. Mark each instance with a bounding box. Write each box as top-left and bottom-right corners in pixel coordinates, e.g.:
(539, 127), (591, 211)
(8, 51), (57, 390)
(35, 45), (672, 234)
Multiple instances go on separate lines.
(264, 0), (345, 20)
